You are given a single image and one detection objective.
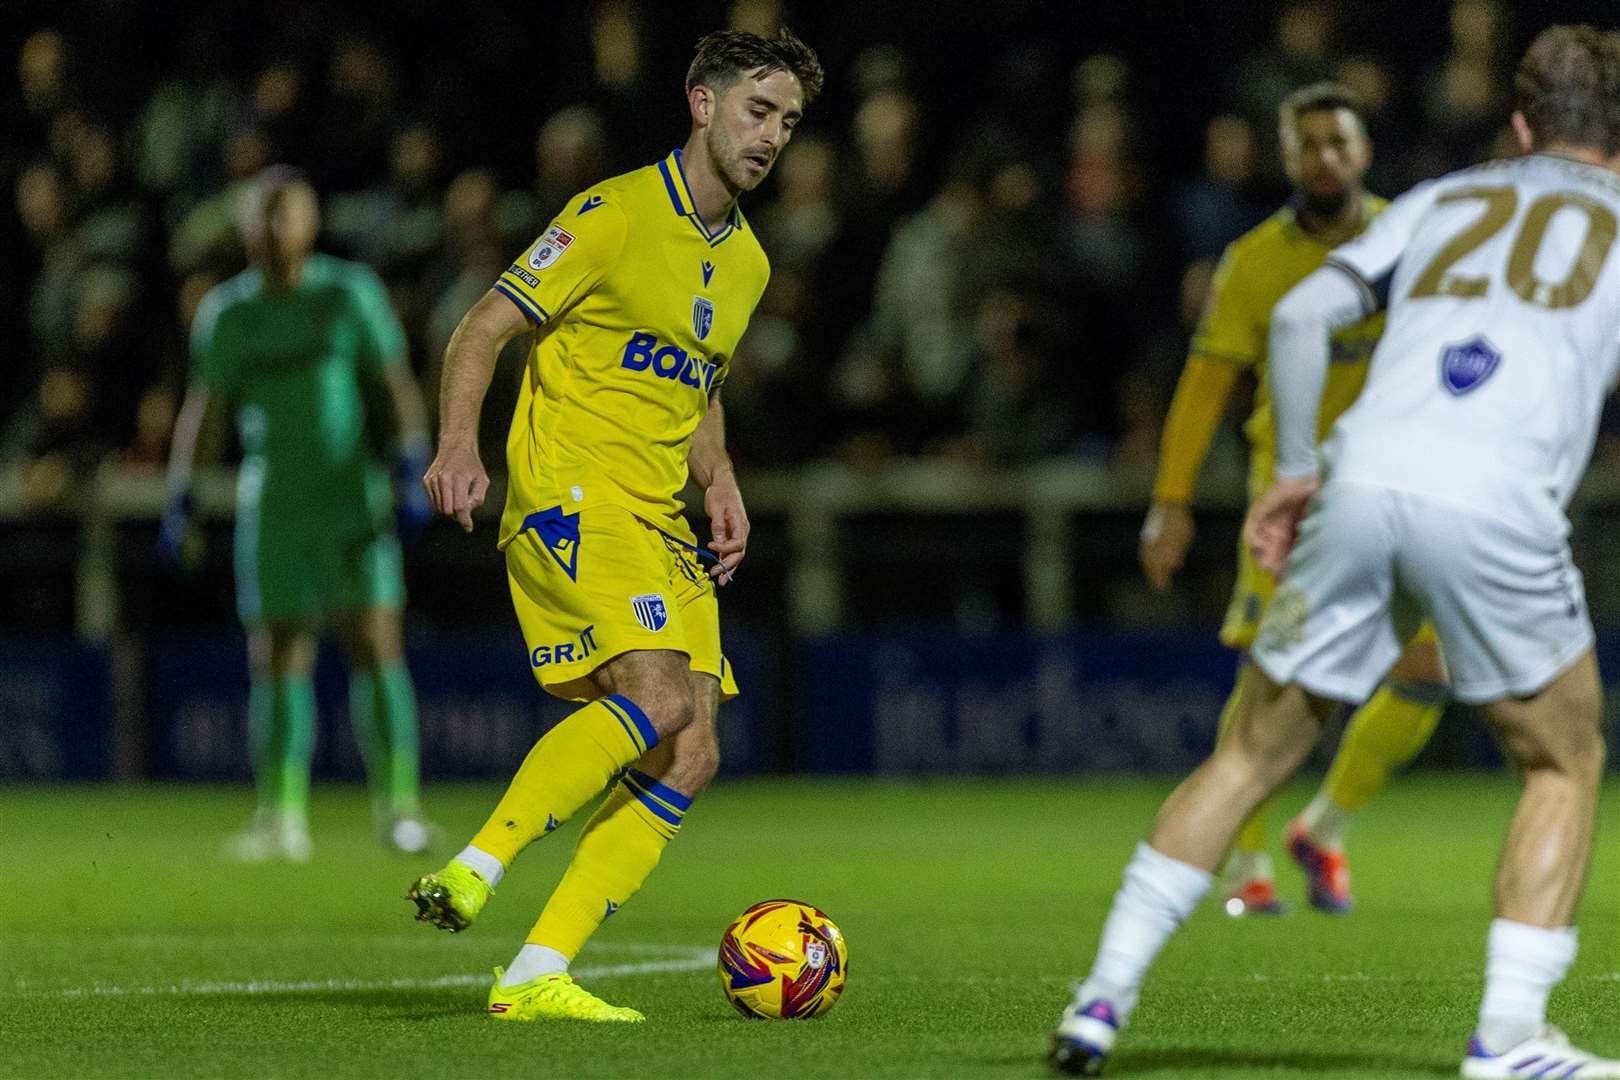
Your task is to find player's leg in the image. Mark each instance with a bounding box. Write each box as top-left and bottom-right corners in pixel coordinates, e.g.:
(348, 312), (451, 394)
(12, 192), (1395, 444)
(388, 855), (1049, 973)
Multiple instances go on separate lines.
(411, 648), (691, 931)
(1053, 481), (1404, 1075)
(1051, 669), (1338, 1074)
(1288, 629), (1447, 912)
(1215, 663), (1287, 915)
(1214, 485), (1286, 914)
(488, 670), (720, 1022)
(408, 510), (692, 932)
(233, 620), (319, 862)
(1458, 651), (1617, 1077)
(335, 603), (429, 853)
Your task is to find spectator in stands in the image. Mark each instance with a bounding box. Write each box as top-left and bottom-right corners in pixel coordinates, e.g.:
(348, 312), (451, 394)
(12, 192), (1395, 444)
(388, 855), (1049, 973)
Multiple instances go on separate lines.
(951, 289), (1077, 467)
(1169, 114), (1268, 264)
(495, 105), (609, 249)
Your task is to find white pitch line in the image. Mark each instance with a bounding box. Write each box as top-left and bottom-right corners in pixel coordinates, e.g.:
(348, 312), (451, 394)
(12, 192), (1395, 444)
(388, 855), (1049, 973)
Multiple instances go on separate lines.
(10, 949), (713, 1000)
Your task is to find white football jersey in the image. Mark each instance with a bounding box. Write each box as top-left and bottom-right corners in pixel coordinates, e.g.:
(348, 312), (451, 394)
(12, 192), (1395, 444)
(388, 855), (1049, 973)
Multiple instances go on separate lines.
(1323, 153), (1620, 540)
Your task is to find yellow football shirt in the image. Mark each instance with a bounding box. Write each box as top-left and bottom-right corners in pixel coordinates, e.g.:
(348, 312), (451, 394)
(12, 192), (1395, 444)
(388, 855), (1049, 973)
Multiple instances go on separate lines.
(1192, 197), (1387, 495)
(492, 149), (770, 546)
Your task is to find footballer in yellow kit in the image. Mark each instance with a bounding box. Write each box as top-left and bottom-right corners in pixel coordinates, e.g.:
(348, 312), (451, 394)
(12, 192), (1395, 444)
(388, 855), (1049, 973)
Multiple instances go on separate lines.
(411, 27), (824, 1023)
(491, 149), (760, 702)
(1141, 83), (1447, 918)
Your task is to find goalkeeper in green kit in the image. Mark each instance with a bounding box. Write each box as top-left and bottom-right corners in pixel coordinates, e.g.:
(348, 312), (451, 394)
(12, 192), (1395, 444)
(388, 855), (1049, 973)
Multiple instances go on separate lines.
(162, 166), (436, 861)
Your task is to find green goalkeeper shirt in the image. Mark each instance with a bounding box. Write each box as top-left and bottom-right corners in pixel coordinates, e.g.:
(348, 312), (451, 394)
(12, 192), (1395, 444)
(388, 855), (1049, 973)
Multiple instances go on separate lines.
(190, 253), (406, 525)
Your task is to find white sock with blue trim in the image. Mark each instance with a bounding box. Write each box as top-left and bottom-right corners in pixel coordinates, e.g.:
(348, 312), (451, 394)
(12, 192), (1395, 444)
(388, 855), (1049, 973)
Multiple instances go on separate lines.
(1079, 842), (1213, 1024)
(1476, 919), (1576, 1054)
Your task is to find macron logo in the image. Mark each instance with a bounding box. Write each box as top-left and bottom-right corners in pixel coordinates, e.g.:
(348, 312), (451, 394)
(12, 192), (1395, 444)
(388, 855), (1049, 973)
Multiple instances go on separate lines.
(578, 195), (604, 215)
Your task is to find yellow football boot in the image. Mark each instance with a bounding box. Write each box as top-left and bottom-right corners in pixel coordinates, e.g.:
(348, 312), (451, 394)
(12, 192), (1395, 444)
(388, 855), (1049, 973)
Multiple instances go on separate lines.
(486, 968), (645, 1022)
(406, 861), (492, 932)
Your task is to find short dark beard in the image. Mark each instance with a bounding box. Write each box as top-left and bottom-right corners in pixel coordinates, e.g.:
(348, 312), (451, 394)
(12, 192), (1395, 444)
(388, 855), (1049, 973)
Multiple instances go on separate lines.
(1298, 187), (1353, 222)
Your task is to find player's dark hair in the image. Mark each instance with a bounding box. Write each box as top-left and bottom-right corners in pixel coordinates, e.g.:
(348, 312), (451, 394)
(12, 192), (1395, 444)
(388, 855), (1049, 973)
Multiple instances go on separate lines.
(1515, 24), (1620, 156)
(1278, 82), (1367, 135)
(686, 27), (824, 107)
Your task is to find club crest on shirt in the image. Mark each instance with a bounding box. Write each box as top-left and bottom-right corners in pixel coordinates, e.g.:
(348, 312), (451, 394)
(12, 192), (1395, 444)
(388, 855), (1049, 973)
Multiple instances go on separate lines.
(631, 593), (668, 632)
(529, 224), (575, 270)
(692, 295), (714, 341)
(1440, 336), (1501, 395)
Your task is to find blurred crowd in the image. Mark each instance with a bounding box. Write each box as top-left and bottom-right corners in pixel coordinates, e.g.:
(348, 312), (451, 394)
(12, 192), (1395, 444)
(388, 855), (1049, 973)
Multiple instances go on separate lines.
(0, 0), (1541, 507)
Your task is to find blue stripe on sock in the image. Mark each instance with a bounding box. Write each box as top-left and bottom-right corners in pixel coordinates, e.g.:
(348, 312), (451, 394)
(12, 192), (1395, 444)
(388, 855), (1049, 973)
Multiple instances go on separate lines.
(623, 775), (684, 827)
(605, 694), (658, 751)
(626, 769), (693, 812)
(598, 698), (644, 753)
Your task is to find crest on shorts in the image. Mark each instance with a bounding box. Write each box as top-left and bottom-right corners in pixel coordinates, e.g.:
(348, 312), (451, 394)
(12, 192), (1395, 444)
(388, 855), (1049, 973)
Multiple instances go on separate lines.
(528, 224), (575, 270)
(631, 593), (669, 632)
(1440, 336), (1501, 395)
(692, 295), (714, 341)
(1254, 583), (1307, 653)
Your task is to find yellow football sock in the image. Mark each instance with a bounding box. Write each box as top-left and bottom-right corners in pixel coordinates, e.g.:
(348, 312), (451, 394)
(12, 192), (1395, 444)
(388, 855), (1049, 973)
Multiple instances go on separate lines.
(469, 695), (659, 867)
(1218, 669), (1270, 854)
(527, 769), (688, 960)
(1323, 681), (1445, 812)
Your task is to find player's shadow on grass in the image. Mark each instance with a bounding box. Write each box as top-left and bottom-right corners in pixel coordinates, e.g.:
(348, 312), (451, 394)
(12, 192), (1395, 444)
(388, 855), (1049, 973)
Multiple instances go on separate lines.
(966, 1046), (1450, 1076)
(1107, 1047), (1453, 1076)
(244, 989), (479, 1020)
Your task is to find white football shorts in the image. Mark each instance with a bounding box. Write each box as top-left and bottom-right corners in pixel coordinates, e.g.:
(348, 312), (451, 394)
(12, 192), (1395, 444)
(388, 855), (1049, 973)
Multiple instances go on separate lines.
(1251, 480), (1592, 705)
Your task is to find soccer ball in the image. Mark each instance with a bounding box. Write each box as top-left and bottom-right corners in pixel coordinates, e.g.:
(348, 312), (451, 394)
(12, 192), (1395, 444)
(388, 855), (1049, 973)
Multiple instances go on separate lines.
(717, 898), (848, 1019)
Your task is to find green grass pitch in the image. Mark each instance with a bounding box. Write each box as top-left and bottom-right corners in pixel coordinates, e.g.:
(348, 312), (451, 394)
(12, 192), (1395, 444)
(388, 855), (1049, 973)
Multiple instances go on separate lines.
(4, 776), (1618, 1079)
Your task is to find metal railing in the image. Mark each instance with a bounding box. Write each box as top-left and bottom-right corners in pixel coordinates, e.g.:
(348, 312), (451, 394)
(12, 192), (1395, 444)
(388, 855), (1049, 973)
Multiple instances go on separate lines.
(10, 451), (1620, 640)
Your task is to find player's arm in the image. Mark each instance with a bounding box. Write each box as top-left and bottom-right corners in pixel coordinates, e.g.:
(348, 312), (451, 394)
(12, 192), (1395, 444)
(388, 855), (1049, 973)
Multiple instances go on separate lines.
(1141, 247), (1256, 591)
(689, 388), (746, 586)
(157, 382), (228, 564)
(348, 264), (437, 537)
(159, 292), (232, 564)
(424, 291), (530, 532)
(426, 199), (629, 531)
(1141, 356), (1242, 590)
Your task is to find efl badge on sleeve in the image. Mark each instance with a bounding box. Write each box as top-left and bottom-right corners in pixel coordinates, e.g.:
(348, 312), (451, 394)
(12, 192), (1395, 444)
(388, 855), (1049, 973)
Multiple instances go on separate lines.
(1440, 336), (1501, 395)
(692, 296), (715, 341)
(528, 224), (576, 271)
(631, 593), (669, 632)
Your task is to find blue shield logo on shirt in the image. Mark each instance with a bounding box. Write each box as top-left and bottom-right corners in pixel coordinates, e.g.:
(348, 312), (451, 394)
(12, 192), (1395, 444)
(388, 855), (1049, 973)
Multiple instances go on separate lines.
(631, 593), (668, 632)
(1440, 336), (1501, 395)
(692, 296), (714, 341)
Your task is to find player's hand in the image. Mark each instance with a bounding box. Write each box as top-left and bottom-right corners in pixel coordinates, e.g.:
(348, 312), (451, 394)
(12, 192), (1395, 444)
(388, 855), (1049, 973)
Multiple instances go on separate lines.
(1139, 501), (1195, 592)
(423, 444), (488, 533)
(156, 489), (195, 569)
(1244, 475), (1320, 577)
(704, 467), (748, 586)
(394, 439), (434, 543)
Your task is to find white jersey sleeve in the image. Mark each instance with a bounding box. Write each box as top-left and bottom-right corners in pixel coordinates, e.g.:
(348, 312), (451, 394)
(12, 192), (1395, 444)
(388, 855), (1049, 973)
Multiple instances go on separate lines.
(1269, 268), (1372, 478)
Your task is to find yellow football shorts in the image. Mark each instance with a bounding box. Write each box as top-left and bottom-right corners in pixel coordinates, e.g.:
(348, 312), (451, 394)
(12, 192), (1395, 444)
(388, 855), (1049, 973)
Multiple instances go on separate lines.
(504, 504), (740, 703)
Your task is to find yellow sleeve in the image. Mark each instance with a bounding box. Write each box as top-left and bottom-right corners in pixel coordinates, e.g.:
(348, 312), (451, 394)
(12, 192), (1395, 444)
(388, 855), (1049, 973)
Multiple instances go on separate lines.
(493, 195), (628, 325)
(1152, 355), (1241, 504)
(1188, 244), (1262, 369)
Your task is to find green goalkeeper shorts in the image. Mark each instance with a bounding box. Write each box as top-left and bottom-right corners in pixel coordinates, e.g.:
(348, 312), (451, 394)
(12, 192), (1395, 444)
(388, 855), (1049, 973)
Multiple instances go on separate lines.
(233, 498), (405, 625)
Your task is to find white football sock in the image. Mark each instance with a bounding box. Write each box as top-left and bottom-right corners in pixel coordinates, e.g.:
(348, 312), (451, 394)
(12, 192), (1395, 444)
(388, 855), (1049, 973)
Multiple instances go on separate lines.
(1298, 793), (1351, 849)
(454, 845), (505, 889)
(502, 944), (570, 986)
(1476, 919), (1577, 1054)
(1081, 842), (1213, 1023)
(1225, 848), (1272, 884)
